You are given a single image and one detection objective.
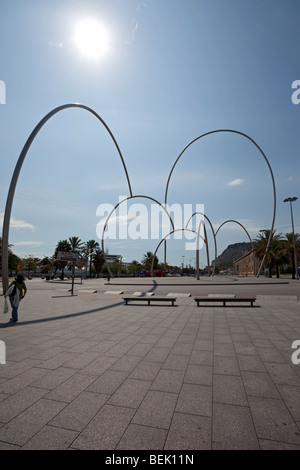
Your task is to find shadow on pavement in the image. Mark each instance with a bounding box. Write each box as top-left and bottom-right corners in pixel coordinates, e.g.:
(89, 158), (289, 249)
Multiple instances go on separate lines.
(0, 301), (124, 328)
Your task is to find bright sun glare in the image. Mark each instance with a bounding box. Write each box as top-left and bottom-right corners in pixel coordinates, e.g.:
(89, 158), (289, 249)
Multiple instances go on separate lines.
(73, 19), (110, 60)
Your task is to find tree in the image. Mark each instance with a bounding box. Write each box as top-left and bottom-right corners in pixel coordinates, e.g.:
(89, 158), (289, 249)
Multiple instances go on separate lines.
(23, 256), (40, 277)
(283, 232), (300, 279)
(0, 237), (19, 274)
(254, 230), (283, 277)
(54, 239), (71, 279)
(128, 260), (141, 277)
(93, 249), (105, 277)
(142, 251), (158, 271)
(68, 236), (84, 252)
(84, 240), (100, 278)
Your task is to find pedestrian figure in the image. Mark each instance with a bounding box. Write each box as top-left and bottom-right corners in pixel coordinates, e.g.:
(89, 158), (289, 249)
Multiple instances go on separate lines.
(4, 275), (27, 323)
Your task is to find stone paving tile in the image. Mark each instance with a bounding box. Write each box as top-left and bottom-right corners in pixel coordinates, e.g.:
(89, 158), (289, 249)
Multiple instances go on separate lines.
(242, 371), (281, 399)
(189, 350), (213, 366)
(80, 355), (119, 376)
(71, 405), (135, 450)
(234, 342), (258, 356)
(129, 361), (161, 381)
(21, 425), (79, 450)
(0, 393), (9, 403)
(49, 391), (109, 431)
(164, 412), (211, 450)
(34, 346), (66, 361)
(276, 384), (300, 421)
(38, 352), (79, 370)
(259, 438), (300, 450)
(31, 366), (77, 390)
(117, 424), (167, 450)
(110, 354), (143, 372)
(63, 350), (102, 369)
(151, 369), (185, 393)
(212, 403), (259, 450)
(0, 367), (48, 395)
(213, 374), (248, 406)
(256, 347), (287, 363)
(184, 364), (213, 386)
(192, 339), (213, 351)
(127, 342), (154, 357)
(213, 356), (240, 375)
(108, 378), (151, 408)
(248, 396), (300, 446)
(144, 347), (172, 363)
(0, 386), (48, 423)
(0, 358), (41, 379)
(87, 369), (129, 395)
(264, 362), (300, 386)
(132, 391), (178, 429)
(0, 398), (66, 446)
(237, 354), (267, 372)
(0, 440), (20, 450)
(45, 373), (97, 403)
(176, 383), (212, 417)
(213, 343), (236, 357)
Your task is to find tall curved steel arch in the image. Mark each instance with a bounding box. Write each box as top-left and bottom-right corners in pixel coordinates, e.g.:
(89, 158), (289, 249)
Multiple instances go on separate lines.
(1, 103), (133, 293)
(164, 129), (276, 277)
(215, 219), (256, 275)
(100, 195), (175, 278)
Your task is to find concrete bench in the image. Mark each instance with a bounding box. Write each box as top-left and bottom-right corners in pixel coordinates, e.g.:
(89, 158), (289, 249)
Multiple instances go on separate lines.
(194, 296), (256, 307)
(123, 297), (177, 306)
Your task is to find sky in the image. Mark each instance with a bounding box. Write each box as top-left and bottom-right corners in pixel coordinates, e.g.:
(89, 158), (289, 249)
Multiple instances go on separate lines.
(0, 0), (299, 268)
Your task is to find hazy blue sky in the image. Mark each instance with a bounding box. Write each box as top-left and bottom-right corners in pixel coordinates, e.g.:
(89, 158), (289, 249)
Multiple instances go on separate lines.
(0, 0), (299, 267)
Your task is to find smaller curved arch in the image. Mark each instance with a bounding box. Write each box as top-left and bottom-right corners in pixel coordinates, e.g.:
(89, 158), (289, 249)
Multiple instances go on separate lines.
(215, 219), (256, 276)
(151, 228), (205, 277)
(164, 129), (276, 278)
(185, 211), (217, 277)
(100, 195), (175, 278)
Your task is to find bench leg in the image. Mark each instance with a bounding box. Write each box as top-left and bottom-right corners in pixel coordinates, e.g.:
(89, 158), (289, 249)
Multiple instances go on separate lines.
(223, 301), (226, 307)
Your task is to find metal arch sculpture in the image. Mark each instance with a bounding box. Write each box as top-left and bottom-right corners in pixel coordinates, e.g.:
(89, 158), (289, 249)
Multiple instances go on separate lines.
(151, 228), (205, 277)
(215, 219), (256, 275)
(1, 103), (133, 293)
(164, 129), (276, 277)
(100, 195), (175, 278)
(185, 211), (218, 278)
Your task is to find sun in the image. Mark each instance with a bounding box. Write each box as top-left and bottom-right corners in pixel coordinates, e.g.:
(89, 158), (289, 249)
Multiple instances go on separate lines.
(73, 19), (110, 60)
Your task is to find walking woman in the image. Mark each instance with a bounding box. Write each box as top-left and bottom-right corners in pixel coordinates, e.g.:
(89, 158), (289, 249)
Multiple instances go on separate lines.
(4, 275), (27, 323)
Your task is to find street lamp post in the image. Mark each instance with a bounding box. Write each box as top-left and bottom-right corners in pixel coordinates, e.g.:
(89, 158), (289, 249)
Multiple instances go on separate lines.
(283, 197), (298, 280)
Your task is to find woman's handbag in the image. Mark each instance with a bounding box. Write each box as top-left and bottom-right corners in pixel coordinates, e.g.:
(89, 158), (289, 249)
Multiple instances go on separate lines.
(3, 298), (9, 314)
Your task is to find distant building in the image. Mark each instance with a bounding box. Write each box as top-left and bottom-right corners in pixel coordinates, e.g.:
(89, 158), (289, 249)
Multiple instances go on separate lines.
(233, 250), (259, 276)
(105, 255), (122, 264)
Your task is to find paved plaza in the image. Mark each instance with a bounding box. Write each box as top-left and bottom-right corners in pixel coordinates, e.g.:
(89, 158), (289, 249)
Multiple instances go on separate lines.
(0, 276), (299, 450)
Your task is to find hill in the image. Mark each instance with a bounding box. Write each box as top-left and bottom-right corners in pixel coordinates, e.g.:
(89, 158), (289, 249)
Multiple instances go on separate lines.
(214, 242), (252, 269)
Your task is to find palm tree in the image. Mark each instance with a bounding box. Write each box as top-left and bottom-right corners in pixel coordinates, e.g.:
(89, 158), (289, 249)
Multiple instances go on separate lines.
(93, 249), (105, 277)
(254, 230), (283, 277)
(84, 240), (100, 278)
(283, 232), (300, 279)
(142, 251), (158, 271)
(68, 236), (84, 252)
(54, 239), (71, 279)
